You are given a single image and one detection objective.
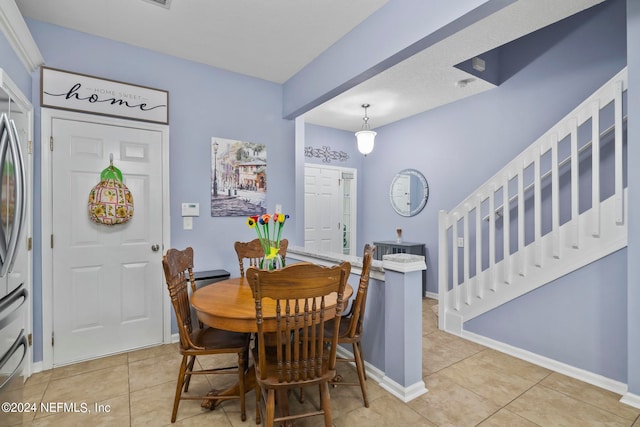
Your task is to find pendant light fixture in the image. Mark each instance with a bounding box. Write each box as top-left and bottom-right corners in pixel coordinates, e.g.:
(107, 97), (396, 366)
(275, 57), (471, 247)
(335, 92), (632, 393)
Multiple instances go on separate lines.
(355, 103), (376, 155)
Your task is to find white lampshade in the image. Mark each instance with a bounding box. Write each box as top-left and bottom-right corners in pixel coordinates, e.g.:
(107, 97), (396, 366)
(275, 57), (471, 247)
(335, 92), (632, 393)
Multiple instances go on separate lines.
(355, 130), (376, 155)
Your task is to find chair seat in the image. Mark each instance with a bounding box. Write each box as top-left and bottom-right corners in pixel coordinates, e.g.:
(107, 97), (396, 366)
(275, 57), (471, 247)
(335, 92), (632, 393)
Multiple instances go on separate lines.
(324, 317), (357, 342)
(183, 327), (250, 354)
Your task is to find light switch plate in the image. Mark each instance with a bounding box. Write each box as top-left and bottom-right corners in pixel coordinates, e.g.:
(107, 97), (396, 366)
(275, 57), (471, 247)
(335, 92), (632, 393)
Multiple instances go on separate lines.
(183, 217), (193, 230)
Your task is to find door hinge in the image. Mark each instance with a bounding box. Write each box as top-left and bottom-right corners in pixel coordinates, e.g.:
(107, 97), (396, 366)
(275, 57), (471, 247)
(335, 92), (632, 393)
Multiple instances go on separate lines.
(28, 140), (33, 154)
(27, 237), (32, 251)
(51, 332), (54, 347)
(28, 333), (32, 346)
(51, 234), (54, 249)
(50, 136), (53, 151)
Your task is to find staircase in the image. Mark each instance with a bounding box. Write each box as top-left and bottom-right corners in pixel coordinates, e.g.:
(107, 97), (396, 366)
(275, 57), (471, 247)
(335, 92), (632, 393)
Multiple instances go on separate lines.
(438, 68), (628, 334)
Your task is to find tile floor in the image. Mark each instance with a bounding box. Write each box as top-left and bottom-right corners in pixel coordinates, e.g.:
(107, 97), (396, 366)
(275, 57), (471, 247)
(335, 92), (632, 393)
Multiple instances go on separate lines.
(17, 298), (640, 426)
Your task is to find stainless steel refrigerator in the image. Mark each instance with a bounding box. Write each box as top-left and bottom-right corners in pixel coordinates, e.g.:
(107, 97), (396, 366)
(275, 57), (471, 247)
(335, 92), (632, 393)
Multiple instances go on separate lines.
(0, 107), (28, 426)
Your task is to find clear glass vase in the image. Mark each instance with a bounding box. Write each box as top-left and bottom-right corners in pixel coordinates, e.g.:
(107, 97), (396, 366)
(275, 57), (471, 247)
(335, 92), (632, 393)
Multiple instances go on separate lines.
(260, 253), (285, 271)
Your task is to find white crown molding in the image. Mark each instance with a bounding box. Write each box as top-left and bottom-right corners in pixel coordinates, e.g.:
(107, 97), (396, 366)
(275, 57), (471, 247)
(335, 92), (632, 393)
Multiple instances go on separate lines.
(0, 1), (44, 72)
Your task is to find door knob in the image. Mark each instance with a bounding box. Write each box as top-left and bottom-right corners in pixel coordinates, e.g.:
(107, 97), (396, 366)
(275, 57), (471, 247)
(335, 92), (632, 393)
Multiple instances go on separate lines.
(151, 244), (160, 252)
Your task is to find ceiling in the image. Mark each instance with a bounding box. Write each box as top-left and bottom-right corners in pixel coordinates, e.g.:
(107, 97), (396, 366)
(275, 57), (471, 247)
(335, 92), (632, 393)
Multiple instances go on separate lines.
(16, 0), (605, 131)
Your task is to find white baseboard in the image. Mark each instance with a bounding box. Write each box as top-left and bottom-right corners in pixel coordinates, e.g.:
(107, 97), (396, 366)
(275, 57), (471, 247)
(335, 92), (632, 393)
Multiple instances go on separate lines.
(31, 361), (44, 374)
(620, 392), (640, 409)
(379, 377), (428, 403)
(335, 345), (427, 402)
(425, 291), (438, 300)
(335, 345), (385, 384)
(461, 330), (630, 398)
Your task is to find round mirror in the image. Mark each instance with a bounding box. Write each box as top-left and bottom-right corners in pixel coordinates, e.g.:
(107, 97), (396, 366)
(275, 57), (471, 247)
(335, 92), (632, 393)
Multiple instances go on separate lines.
(389, 169), (429, 217)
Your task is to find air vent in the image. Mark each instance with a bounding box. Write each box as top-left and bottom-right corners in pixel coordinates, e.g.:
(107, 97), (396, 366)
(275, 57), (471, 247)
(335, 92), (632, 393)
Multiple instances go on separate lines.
(141, 0), (172, 9)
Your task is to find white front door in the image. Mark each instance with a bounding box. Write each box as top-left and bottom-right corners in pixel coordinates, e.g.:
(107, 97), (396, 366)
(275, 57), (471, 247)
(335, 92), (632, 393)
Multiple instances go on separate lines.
(304, 165), (342, 253)
(50, 117), (165, 365)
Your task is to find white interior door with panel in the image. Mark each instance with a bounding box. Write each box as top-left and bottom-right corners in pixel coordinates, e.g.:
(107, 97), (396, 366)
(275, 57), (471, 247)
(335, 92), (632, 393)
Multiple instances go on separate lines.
(304, 164), (356, 255)
(42, 111), (169, 366)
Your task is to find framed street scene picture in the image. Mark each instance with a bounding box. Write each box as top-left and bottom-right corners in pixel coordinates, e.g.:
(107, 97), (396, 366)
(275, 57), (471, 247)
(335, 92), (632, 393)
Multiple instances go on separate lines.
(211, 137), (267, 217)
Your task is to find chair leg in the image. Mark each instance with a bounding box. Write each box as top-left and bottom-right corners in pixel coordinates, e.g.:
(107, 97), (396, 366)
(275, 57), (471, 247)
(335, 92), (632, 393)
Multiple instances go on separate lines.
(356, 341), (367, 380)
(238, 351), (246, 422)
(183, 355), (196, 392)
(265, 389), (276, 427)
(172, 355), (189, 423)
(320, 382), (332, 427)
(255, 383), (261, 425)
(353, 342), (369, 408)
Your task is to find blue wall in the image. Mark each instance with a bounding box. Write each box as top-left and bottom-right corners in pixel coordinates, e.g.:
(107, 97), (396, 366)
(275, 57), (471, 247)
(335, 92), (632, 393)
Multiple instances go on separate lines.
(24, 19), (297, 362)
(0, 30), (31, 97)
(356, 0), (628, 381)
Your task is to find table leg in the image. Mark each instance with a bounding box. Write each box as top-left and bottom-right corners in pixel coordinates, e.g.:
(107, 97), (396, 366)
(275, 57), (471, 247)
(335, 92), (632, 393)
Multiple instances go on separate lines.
(201, 365), (256, 410)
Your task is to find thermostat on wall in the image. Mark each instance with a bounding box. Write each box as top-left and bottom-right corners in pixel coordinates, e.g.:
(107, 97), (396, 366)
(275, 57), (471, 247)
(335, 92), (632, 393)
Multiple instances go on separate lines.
(181, 203), (200, 217)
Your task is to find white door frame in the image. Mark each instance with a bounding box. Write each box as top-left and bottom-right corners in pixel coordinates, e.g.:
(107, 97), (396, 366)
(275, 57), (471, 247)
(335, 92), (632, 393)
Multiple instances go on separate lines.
(40, 108), (171, 370)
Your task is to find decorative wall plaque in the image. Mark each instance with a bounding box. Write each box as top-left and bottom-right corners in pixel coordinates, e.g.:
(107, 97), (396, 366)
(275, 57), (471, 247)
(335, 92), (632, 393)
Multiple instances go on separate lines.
(304, 145), (349, 163)
(41, 67), (169, 124)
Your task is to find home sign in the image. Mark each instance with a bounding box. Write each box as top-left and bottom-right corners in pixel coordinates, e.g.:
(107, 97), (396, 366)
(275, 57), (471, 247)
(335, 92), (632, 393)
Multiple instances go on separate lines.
(41, 67), (169, 124)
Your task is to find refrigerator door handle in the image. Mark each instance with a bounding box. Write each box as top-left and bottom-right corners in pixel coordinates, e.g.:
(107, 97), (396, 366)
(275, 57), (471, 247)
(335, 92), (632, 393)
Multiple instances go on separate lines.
(6, 118), (25, 274)
(0, 333), (27, 390)
(0, 285), (27, 319)
(0, 118), (25, 277)
(0, 122), (8, 268)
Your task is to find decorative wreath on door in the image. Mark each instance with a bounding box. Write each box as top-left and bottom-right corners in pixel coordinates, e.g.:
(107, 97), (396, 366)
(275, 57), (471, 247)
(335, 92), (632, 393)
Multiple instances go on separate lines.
(88, 160), (134, 225)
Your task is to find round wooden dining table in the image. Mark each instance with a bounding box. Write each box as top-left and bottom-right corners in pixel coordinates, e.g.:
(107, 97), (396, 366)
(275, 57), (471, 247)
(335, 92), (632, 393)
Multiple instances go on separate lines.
(191, 276), (353, 333)
(190, 275), (353, 410)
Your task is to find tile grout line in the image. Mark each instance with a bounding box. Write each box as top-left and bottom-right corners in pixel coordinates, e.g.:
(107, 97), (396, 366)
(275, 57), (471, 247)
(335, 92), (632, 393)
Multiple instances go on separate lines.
(535, 381), (638, 424)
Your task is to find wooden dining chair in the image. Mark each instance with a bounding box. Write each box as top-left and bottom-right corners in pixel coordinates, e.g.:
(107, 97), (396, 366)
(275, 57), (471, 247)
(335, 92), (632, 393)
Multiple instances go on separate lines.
(234, 238), (288, 276)
(246, 261), (351, 427)
(162, 247), (251, 423)
(324, 243), (376, 407)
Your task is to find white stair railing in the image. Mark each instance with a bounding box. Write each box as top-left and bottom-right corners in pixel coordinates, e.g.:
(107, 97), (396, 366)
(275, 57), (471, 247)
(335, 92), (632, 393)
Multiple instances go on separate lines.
(438, 68), (628, 334)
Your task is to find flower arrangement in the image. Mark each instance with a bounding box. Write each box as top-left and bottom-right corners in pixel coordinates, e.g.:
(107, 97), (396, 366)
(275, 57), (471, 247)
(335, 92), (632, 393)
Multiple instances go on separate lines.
(246, 212), (289, 269)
